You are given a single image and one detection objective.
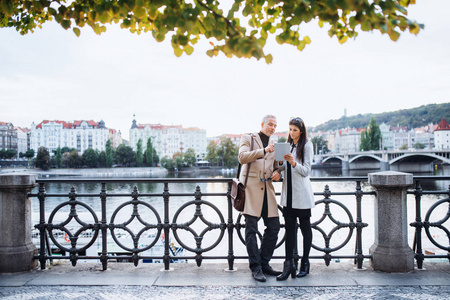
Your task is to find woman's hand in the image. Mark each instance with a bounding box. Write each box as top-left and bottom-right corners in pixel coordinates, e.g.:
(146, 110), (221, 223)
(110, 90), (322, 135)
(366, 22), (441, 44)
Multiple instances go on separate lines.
(271, 171), (281, 181)
(283, 154), (297, 167)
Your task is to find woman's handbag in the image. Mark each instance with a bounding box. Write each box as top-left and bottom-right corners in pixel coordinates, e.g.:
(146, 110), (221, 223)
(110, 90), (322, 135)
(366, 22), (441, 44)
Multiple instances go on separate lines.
(231, 135), (254, 212)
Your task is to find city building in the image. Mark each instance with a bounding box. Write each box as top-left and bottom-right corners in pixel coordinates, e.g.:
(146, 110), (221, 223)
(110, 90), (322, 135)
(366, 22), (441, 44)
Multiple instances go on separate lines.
(30, 120), (120, 155)
(0, 122), (17, 152)
(412, 124), (435, 149)
(434, 118), (450, 149)
(334, 128), (363, 153)
(379, 123), (394, 150)
(15, 127), (30, 155)
(129, 118), (207, 161)
(214, 134), (243, 147)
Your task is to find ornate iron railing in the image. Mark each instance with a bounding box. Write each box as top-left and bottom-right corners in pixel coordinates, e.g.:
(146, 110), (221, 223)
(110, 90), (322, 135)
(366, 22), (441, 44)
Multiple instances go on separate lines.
(409, 176), (450, 269)
(28, 177), (375, 271)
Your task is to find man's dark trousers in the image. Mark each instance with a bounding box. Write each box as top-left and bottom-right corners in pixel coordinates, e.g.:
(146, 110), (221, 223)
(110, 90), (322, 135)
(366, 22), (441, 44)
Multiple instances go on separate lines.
(244, 214), (280, 271)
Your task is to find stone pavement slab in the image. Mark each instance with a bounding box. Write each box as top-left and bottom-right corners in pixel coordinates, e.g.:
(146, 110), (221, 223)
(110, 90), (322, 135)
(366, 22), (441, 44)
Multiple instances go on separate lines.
(1, 261), (449, 288)
(1, 261), (449, 300)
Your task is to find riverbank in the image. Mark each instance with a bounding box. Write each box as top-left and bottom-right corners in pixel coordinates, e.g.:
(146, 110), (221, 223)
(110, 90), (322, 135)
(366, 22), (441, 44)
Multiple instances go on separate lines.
(0, 167), (168, 178)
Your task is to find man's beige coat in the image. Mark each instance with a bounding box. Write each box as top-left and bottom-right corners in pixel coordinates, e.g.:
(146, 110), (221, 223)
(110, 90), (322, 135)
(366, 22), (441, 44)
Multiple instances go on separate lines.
(238, 133), (279, 218)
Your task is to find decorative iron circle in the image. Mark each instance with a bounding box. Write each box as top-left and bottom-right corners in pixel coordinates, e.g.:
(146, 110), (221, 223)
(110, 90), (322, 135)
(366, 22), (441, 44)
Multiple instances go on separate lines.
(171, 199), (225, 253)
(311, 198), (355, 253)
(109, 200), (162, 253)
(424, 197), (450, 251)
(235, 205), (285, 249)
(47, 200), (99, 253)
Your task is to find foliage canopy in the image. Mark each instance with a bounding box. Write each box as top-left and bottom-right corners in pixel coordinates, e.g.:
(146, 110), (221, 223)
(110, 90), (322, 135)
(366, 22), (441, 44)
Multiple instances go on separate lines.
(359, 117), (381, 151)
(313, 103), (450, 132)
(1, 0), (422, 62)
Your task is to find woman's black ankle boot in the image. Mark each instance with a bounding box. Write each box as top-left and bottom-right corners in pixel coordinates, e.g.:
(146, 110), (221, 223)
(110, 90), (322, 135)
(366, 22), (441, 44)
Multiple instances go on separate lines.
(297, 260), (310, 278)
(276, 260), (296, 281)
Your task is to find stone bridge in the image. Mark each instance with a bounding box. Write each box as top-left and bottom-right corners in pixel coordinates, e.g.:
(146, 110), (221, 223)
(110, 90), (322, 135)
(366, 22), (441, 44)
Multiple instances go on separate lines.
(317, 149), (450, 172)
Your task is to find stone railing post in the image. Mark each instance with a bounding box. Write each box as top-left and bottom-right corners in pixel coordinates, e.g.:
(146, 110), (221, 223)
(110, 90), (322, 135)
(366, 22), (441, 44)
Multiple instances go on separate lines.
(0, 174), (38, 273)
(369, 171), (414, 272)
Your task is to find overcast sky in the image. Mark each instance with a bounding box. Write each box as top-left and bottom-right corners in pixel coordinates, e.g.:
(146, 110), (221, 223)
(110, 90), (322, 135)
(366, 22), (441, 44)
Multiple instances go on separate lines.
(1, 1), (449, 140)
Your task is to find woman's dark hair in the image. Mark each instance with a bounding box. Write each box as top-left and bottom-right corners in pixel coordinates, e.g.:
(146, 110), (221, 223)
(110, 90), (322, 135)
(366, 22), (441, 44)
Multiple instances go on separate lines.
(287, 117), (308, 164)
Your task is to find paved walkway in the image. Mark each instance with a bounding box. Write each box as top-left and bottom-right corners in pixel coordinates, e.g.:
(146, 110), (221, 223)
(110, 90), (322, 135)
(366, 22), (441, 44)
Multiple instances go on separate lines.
(1, 261), (449, 299)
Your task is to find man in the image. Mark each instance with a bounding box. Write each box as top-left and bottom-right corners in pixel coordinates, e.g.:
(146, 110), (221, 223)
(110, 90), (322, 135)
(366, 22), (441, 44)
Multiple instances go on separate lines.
(238, 114), (281, 282)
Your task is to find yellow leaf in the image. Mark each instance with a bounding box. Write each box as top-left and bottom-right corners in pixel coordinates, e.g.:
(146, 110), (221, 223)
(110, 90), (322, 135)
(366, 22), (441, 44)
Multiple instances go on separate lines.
(304, 36), (311, 44)
(264, 54), (273, 64)
(185, 45), (194, 55)
(174, 47), (183, 57)
(338, 35), (348, 44)
(389, 30), (400, 41)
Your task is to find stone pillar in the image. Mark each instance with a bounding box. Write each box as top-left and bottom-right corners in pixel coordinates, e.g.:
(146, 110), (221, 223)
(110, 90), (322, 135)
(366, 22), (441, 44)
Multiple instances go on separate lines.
(341, 160), (349, 171)
(380, 161), (390, 171)
(0, 174), (38, 273)
(369, 171), (414, 272)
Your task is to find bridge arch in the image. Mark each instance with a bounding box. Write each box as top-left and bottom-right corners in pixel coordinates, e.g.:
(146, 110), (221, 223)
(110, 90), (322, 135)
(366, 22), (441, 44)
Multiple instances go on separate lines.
(322, 156), (345, 164)
(390, 153), (450, 165)
(349, 154), (384, 164)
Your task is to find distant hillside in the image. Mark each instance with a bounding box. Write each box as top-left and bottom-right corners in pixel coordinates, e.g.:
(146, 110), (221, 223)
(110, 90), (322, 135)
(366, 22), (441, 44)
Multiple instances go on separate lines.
(312, 103), (450, 132)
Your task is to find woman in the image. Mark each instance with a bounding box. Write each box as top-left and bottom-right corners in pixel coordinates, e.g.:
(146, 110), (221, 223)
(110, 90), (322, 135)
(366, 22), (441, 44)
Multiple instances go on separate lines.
(274, 117), (315, 281)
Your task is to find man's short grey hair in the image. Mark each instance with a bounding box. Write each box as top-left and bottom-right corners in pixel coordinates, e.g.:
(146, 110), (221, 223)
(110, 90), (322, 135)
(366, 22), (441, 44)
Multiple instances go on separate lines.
(262, 114), (276, 124)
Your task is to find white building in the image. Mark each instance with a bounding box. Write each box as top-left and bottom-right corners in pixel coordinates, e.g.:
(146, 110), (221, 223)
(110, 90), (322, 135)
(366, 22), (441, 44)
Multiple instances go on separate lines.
(129, 118), (207, 160)
(15, 127), (30, 155)
(434, 118), (450, 149)
(412, 124), (435, 149)
(380, 123), (394, 150)
(334, 128), (362, 153)
(183, 127), (208, 160)
(30, 120), (120, 155)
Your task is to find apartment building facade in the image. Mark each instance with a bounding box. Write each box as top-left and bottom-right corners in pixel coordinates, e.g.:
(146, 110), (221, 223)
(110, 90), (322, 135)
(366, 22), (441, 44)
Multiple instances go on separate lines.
(129, 119), (207, 160)
(30, 120), (121, 155)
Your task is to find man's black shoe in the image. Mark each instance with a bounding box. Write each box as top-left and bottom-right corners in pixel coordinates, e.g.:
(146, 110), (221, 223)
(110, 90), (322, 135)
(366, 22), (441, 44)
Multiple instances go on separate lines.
(252, 268), (267, 282)
(262, 265), (282, 276)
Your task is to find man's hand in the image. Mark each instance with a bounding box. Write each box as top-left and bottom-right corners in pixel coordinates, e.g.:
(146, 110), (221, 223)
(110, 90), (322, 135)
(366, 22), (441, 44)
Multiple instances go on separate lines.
(265, 144), (275, 153)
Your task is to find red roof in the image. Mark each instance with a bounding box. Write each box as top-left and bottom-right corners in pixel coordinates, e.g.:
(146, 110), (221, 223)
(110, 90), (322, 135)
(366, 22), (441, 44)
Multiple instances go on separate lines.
(15, 127), (31, 133)
(35, 120), (100, 129)
(35, 120), (70, 129)
(137, 124), (164, 130)
(436, 118), (450, 131)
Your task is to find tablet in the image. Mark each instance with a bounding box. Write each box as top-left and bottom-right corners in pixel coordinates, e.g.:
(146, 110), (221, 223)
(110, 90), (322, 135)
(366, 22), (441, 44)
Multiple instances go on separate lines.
(274, 143), (290, 161)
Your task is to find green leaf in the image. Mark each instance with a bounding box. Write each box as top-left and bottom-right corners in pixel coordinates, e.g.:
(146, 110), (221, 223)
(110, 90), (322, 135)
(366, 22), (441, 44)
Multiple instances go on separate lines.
(242, 4), (252, 17)
(73, 27), (80, 37)
(178, 35), (188, 46)
(61, 20), (71, 30)
(155, 33), (165, 42)
(99, 12), (110, 24)
(361, 19), (371, 31)
(134, 7), (146, 19)
(1, 0), (13, 16)
(264, 54), (273, 64)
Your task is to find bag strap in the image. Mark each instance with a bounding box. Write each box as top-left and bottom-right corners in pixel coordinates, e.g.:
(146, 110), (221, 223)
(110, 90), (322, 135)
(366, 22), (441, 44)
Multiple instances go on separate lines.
(236, 135), (254, 188)
(243, 135), (254, 188)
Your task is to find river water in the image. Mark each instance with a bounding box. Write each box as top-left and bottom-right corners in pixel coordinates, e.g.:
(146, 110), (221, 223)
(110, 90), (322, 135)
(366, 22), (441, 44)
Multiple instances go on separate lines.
(30, 166), (450, 264)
